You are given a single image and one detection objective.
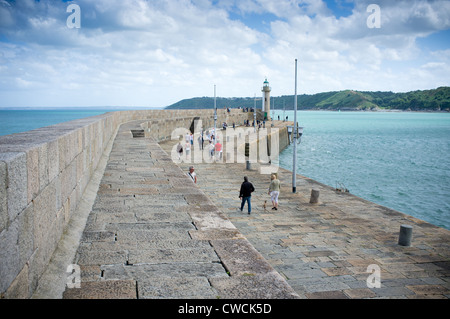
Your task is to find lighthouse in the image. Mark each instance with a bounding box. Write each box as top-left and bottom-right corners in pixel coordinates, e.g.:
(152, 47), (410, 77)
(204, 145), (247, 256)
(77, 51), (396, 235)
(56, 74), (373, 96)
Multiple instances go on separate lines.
(262, 78), (271, 120)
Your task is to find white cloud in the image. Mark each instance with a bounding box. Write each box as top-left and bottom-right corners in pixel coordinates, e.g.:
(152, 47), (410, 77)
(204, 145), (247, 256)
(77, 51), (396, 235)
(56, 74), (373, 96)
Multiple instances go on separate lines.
(0, 0), (448, 108)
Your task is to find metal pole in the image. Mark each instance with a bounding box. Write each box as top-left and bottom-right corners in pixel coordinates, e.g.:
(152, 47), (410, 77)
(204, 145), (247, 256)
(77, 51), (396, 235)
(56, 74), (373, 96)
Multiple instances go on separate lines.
(292, 59), (298, 193)
(214, 85), (217, 146)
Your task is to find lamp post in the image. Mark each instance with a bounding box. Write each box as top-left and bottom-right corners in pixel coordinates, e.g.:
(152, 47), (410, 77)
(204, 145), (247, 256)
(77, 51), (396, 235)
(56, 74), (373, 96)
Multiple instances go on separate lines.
(214, 84), (217, 145)
(293, 59), (298, 193)
(253, 94), (257, 133)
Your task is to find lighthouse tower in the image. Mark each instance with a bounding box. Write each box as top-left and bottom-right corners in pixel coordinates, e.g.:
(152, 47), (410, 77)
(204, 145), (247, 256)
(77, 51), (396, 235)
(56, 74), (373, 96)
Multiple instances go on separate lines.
(262, 78), (271, 120)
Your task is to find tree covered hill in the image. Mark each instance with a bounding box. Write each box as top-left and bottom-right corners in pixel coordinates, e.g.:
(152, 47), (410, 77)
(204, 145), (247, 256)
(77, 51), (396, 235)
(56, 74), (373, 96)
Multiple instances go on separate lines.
(165, 87), (450, 111)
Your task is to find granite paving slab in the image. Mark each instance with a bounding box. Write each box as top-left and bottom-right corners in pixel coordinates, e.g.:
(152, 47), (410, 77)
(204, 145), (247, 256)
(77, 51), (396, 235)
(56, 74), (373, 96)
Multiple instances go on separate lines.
(61, 121), (298, 299)
(159, 122), (450, 299)
(63, 280), (137, 299)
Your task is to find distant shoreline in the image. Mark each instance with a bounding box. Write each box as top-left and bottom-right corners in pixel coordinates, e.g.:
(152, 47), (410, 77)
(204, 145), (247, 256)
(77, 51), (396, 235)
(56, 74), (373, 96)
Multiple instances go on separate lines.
(281, 108), (450, 113)
(1, 107), (448, 113)
(0, 106), (163, 111)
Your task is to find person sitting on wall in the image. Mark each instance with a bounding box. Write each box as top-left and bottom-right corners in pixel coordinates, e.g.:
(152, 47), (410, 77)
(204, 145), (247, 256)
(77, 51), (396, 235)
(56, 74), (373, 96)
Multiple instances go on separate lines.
(188, 166), (197, 183)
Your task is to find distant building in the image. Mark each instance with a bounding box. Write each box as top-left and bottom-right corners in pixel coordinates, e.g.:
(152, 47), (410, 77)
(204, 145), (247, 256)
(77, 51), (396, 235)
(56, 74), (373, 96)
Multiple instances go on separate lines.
(262, 78), (271, 120)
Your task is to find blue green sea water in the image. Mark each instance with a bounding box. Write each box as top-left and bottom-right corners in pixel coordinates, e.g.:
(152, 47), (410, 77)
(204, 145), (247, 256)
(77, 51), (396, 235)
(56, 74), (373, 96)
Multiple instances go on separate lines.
(0, 108), (121, 136)
(1, 109), (449, 230)
(274, 110), (450, 230)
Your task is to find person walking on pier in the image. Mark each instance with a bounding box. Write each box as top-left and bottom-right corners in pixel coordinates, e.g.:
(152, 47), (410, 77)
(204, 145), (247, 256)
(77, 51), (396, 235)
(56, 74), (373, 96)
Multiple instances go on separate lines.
(268, 174), (280, 210)
(215, 140), (223, 160)
(176, 142), (183, 160)
(239, 176), (255, 214)
(185, 141), (191, 158)
(198, 134), (204, 150)
(208, 141), (215, 159)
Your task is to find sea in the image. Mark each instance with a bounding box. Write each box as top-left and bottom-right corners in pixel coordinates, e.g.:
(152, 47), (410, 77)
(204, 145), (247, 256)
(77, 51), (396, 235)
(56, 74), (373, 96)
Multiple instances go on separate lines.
(273, 110), (450, 230)
(0, 108), (136, 136)
(1, 108), (449, 230)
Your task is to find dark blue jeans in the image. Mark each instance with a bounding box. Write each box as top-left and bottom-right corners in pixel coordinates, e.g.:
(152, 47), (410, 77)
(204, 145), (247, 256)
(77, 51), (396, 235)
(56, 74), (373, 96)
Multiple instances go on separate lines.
(240, 196), (251, 213)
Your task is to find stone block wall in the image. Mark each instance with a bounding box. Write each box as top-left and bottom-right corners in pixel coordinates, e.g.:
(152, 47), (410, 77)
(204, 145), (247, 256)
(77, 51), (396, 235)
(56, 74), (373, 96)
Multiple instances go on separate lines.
(0, 109), (251, 298)
(0, 113), (119, 298)
(235, 125), (290, 166)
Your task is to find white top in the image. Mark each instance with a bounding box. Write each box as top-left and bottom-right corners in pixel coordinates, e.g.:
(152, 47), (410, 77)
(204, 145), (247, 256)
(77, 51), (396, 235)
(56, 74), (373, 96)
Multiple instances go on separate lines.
(188, 171), (197, 183)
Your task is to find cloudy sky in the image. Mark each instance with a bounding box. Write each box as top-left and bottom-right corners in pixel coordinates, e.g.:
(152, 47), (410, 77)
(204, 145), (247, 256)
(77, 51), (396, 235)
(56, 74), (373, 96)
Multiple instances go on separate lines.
(0, 0), (449, 108)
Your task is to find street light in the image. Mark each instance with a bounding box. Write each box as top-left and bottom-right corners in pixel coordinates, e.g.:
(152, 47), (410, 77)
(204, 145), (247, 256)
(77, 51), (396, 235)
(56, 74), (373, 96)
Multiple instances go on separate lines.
(293, 59), (298, 193)
(214, 84), (217, 145)
(253, 94), (257, 133)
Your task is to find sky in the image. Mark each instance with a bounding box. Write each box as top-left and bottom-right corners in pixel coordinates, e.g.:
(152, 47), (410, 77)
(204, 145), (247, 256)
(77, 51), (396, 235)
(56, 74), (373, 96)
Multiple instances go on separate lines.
(0, 0), (449, 108)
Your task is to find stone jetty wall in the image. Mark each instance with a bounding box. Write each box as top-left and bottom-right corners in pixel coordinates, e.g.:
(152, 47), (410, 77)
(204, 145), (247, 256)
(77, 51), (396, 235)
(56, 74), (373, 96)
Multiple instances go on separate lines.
(235, 124), (290, 171)
(0, 109), (250, 298)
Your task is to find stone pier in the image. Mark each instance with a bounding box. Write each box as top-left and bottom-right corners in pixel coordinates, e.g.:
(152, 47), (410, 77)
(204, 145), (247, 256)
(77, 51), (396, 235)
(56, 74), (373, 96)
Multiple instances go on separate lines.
(59, 121), (298, 299)
(1, 110), (449, 299)
(159, 126), (450, 299)
(0, 109), (251, 298)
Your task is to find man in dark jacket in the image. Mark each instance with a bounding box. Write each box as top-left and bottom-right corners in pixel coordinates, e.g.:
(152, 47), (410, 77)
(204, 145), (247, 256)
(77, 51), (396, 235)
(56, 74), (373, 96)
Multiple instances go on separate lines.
(239, 176), (255, 214)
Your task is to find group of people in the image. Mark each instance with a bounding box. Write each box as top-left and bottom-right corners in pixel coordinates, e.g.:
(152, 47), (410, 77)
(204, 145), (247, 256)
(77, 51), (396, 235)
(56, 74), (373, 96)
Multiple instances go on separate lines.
(186, 165), (281, 215)
(180, 124), (281, 214)
(243, 119), (266, 129)
(176, 129), (224, 161)
(201, 129), (223, 161)
(239, 174), (280, 214)
(175, 132), (195, 159)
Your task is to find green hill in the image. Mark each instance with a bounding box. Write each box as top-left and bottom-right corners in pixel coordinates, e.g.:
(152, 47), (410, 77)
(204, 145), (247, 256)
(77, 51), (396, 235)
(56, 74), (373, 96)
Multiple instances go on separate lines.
(165, 87), (450, 112)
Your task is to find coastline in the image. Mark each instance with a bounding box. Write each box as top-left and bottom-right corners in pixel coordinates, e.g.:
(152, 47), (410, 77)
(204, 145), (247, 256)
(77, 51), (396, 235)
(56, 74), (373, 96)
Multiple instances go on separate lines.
(1, 105), (448, 113)
(273, 108), (450, 113)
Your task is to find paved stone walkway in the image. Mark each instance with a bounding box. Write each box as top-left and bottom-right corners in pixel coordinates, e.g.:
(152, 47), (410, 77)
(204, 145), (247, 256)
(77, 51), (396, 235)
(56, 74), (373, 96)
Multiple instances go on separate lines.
(62, 121), (298, 299)
(160, 123), (450, 299)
